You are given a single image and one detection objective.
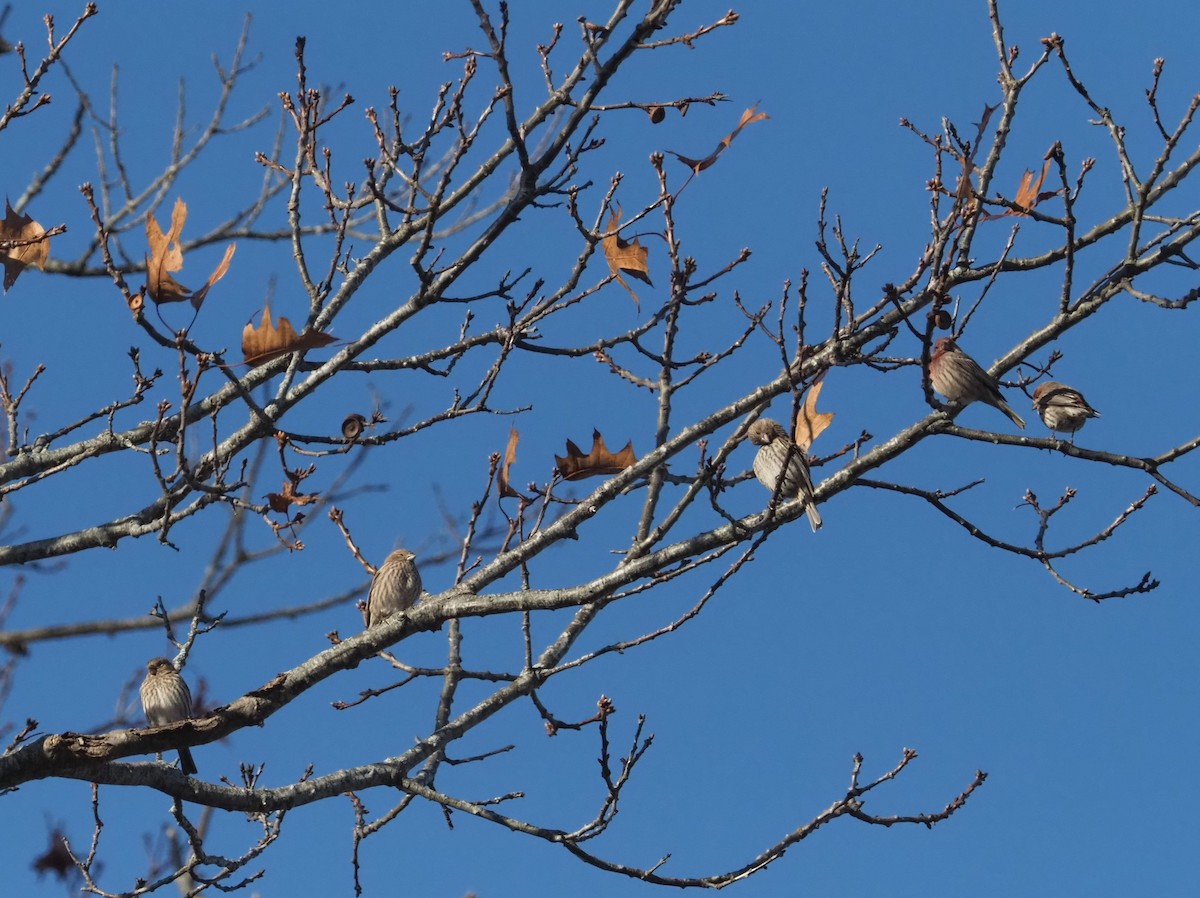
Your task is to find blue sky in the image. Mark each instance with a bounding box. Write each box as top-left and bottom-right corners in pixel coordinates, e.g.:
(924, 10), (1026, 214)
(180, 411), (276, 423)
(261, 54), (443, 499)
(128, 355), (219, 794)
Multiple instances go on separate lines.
(3, 1), (1200, 896)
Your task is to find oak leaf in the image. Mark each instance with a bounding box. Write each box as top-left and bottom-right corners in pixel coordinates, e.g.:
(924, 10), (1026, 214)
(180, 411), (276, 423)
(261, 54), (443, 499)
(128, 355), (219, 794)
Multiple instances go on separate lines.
(266, 478), (319, 514)
(601, 206), (652, 306)
(242, 301), (336, 366)
(793, 373), (834, 452)
(1014, 162), (1047, 209)
(498, 426), (524, 498)
(1009, 160), (1058, 214)
(145, 197), (236, 308)
(0, 200), (50, 292)
(555, 429), (637, 481)
(667, 104), (768, 174)
(978, 157), (1062, 224)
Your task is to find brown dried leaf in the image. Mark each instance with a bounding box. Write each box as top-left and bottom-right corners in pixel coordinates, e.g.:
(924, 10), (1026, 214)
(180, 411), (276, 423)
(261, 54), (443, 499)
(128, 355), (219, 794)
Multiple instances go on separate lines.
(793, 373), (834, 452)
(498, 426), (524, 498)
(977, 156), (1063, 224)
(190, 243), (236, 308)
(266, 479), (319, 514)
(952, 163), (977, 205)
(601, 206), (652, 306)
(667, 104), (768, 174)
(950, 103), (999, 209)
(242, 301), (337, 367)
(1011, 160), (1052, 214)
(555, 429), (637, 481)
(145, 198), (189, 303)
(145, 197), (236, 308)
(0, 199), (50, 292)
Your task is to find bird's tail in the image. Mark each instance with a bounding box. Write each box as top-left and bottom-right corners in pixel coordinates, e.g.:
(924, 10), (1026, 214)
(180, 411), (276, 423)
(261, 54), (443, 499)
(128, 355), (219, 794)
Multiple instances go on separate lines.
(805, 502), (822, 532)
(999, 401), (1026, 430)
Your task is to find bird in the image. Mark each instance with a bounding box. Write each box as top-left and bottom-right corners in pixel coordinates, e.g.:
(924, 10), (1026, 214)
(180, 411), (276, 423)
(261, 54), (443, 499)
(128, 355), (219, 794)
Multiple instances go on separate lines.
(747, 418), (823, 532)
(1031, 381), (1099, 439)
(139, 657), (198, 776)
(928, 336), (1025, 429)
(365, 548), (423, 627)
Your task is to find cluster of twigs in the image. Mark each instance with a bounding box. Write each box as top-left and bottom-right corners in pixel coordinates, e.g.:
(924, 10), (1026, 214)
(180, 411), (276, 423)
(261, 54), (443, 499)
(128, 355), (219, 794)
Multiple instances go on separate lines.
(2, 0), (1199, 893)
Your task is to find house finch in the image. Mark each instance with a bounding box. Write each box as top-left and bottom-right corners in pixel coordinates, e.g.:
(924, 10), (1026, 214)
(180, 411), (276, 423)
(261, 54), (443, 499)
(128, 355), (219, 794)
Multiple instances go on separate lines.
(139, 657), (198, 776)
(928, 336), (1025, 429)
(747, 418), (823, 532)
(1031, 381), (1099, 438)
(365, 548), (422, 627)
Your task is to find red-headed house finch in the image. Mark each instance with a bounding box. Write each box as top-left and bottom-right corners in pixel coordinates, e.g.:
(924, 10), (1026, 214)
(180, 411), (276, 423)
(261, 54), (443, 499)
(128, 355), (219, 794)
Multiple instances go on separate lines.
(928, 337), (1026, 429)
(747, 418), (823, 532)
(365, 548), (423, 627)
(139, 657), (198, 776)
(1031, 381), (1099, 439)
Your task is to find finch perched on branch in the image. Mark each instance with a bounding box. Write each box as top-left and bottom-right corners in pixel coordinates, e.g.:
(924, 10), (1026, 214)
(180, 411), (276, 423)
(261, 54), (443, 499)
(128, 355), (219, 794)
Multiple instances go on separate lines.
(139, 657), (198, 776)
(747, 418), (823, 532)
(929, 337), (1025, 429)
(365, 548), (422, 627)
(1031, 381), (1099, 439)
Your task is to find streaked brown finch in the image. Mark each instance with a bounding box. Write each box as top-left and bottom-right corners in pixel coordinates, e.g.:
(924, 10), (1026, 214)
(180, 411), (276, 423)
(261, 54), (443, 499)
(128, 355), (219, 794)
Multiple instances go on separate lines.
(929, 336), (1025, 429)
(139, 657), (198, 775)
(1031, 381), (1099, 439)
(365, 548), (423, 627)
(747, 418), (823, 532)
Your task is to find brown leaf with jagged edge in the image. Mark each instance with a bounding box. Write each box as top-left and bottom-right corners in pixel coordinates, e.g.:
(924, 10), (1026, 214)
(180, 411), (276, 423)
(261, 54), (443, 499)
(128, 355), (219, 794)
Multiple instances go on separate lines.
(242, 301), (336, 366)
(601, 206), (652, 306)
(793, 372), (834, 452)
(1013, 162), (1048, 210)
(145, 199), (188, 302)
(0, 200), (50, 292)
(498, 427), (524, 499)
(978, 157), (1063, 224)
(145, 197), (236, 308)
(667, 104), (768, 174)
(266, 479), (319, 514)
(1009, 160), (1058, 214)
(555, 429), (637, 481)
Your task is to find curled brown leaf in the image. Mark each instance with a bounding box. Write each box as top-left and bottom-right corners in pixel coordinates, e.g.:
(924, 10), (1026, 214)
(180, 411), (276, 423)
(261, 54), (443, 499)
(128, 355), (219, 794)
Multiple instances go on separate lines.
(498, 426), (524, 498)
(0, 200), (51, 292)
(793, 373), (834, 452)
(145, 197), (236, 308)
(666, 103), (768, 174)
(601, 206), (652, 306)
